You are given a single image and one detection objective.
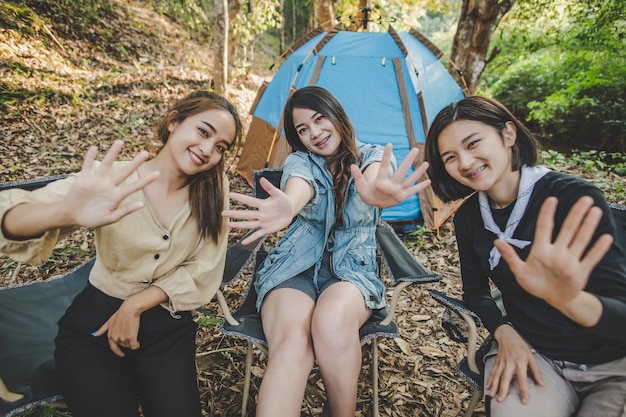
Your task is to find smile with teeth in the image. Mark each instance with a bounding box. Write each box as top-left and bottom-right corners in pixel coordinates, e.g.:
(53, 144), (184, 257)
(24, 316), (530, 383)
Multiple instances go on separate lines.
(188, 149), (206, 165)
(315, 135), (330, 147)
(465, 165), (486, 179)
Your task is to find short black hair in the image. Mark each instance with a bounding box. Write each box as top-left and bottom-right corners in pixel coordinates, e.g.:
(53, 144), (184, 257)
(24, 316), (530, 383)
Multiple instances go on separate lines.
(425, 96), (538, 202)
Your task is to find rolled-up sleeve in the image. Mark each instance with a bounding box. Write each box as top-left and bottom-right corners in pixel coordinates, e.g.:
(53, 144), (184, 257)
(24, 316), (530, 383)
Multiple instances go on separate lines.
(0, 177), (77, 265)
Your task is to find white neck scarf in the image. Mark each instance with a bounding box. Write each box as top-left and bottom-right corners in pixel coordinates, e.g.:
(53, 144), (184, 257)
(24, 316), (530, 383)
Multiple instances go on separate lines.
(479, 165), (550, 270)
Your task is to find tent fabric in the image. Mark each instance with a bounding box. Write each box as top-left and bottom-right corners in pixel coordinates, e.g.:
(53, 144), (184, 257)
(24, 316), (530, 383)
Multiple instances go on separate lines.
(237, 25), (466, 227)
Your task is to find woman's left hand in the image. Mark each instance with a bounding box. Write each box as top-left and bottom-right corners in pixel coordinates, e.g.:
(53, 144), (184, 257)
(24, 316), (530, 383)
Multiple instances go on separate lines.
(495, 196), (613, 325)
(92, 301), (141, 357)
(351, 144), (431, 209)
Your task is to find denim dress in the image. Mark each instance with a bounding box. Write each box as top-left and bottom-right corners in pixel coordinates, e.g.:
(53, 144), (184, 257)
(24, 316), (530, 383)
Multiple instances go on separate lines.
(254, 141), (397, 311)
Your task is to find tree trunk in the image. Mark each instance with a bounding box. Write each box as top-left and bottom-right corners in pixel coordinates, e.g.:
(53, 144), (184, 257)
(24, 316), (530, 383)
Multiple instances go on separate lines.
(346, 0), (369, 31)
(212, 0), (229, 96)
(228, 1), (244, 65)
(315, 0), (335, 30)
(450, 0), (514, 93)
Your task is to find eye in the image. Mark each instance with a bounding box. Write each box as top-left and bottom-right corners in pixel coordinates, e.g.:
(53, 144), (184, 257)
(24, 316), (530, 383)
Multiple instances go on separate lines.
(467, 139), (480, 149)
(315, 115), (323, 122)
(216, 144), (227, 154)
(198, 128), (209, 137)
(443, 154), (456, 164)
(297, 127), (307, 136)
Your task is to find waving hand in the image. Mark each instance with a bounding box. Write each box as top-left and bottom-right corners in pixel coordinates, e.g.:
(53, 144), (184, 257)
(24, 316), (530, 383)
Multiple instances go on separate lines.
(351, 144), (430, 208)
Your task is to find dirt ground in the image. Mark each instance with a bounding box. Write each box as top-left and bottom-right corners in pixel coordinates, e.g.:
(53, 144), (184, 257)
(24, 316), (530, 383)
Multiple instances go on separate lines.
(2, 1), (623, 416)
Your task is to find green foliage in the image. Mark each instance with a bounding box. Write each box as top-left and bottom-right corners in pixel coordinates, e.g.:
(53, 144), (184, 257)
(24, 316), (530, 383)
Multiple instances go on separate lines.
(404, 224), (434, 249)
(0, 2), (46, 35)
(231, 0), (280, 48)
(195, 307), (221, 328)
(540, 149), (626, 201)
(480, 0), (626, 152)
(487, 49), (626, 152)
(149, 0), (212, 41)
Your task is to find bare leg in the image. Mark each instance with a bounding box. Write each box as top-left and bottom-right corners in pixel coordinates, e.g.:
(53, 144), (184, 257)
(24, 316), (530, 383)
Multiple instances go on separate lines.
(312, 283), (371, 417)
(256, 288), (316, 417)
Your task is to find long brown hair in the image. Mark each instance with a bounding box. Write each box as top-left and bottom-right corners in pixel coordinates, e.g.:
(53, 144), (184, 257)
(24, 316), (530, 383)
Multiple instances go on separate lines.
(283, 86), (361, 227)
(154, 91), (242, 242)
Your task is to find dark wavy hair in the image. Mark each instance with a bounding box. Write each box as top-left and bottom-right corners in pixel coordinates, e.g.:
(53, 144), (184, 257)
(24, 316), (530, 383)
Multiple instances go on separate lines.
(425, 96), (538, 203)
(154, 91), (242, 242)
(282, 86), (361, 227)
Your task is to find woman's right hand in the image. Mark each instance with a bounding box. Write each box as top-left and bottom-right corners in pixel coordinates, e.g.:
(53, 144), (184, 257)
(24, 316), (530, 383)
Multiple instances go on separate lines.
(486, 324), (545, 404)
(65, 140), (159, 228)
(223, 176), (313, 245)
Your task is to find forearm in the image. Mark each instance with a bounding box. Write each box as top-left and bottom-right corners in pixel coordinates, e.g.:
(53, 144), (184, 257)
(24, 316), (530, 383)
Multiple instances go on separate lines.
(283, 177), (314, 216)
(2, 201), (76, 240)
(122, 285), (169, 315)
(558, 291), (603, 327)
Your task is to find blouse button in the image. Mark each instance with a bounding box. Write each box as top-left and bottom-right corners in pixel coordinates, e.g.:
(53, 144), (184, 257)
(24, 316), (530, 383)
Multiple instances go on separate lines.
(162, 234), (169, 240)
(154, 254), (160, 260)
(142, 279), (149, 284)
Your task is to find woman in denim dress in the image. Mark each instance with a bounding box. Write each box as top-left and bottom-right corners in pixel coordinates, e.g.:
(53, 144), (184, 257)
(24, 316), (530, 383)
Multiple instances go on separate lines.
(223, 86), (430, 417)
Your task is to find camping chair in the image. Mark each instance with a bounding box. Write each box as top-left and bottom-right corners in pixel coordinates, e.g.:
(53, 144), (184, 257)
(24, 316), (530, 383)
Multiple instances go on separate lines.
(217, 168), (442, 417)
(0, 175), (265, 417)
(429, 202), (626, 417)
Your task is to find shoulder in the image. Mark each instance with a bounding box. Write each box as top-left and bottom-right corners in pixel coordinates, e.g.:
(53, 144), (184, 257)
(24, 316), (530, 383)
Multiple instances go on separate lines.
(454, 192), (479, 220)
(536, 170), (606, 205)
(357, 141), (384, 159)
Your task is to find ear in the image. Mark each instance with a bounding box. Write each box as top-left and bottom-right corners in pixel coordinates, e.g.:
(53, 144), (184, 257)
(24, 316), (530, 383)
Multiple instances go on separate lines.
(503, 121), (517, 147)
(167, 111), (179, 132)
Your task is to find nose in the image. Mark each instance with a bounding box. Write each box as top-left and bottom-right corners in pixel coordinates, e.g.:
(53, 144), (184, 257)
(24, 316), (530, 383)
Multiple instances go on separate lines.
(310, 125), (322, 139)
(457, 151), (473, 170)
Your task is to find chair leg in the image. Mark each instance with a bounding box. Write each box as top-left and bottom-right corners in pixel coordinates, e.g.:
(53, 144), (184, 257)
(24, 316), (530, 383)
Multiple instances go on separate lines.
(242, 341), (253, 417)
(371, 337), (379, 417)
(465, 389), (481, 417)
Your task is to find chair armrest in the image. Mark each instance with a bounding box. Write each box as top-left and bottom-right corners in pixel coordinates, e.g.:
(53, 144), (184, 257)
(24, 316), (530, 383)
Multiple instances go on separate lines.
(222, 231), (266, 288)
(0, 174), (70, 191)
(430, 290), (484, 375)
(375, 222), (440, 326)
(218, 231), (265, 326)
(376, 222), (441, 285)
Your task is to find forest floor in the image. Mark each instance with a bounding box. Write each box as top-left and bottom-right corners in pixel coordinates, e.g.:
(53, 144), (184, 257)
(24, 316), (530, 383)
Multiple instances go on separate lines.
(1, 1), (624, 416)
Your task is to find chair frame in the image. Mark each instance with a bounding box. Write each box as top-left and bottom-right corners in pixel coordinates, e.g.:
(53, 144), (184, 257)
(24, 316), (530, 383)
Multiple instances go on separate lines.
(0, 175), (265, 417)
(430, 202), (626, 417)
(217, 168), (441, 417)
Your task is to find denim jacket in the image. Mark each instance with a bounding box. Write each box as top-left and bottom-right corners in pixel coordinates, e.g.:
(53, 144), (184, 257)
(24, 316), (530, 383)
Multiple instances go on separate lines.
(254, 141), (397, 311)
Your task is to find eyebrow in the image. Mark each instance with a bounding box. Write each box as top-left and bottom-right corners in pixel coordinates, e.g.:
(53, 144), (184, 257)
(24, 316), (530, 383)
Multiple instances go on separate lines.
(201, 121), (217, 134)
(440, 132), (479, 158)
(201, 121), (234, 149)
(294, 112), (322, 130)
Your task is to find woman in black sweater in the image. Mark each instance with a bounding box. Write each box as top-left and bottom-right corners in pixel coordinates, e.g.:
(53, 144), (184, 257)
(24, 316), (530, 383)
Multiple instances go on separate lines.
(425, 96), (626, 417)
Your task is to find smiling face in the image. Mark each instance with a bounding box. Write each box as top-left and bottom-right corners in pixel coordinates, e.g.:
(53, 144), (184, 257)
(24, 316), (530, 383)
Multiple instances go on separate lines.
(291, 107), (342, 157)
(166, 108), (236, 175)
(437, 119), (520, 202)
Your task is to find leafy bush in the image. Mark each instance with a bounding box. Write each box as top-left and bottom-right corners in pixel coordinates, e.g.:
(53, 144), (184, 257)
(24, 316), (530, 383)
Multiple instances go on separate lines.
(488, 49), (626, 152)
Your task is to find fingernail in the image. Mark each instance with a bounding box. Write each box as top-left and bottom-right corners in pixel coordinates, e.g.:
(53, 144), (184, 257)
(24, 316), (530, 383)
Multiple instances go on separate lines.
(91, 331), (97, 336)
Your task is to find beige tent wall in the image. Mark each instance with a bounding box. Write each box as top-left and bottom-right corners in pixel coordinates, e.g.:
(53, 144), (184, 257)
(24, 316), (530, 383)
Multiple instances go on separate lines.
(236, 117), (292, 186)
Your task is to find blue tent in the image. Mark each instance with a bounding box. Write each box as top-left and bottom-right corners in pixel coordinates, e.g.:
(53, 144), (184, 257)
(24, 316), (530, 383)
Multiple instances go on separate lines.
(237, 26), (466, 227)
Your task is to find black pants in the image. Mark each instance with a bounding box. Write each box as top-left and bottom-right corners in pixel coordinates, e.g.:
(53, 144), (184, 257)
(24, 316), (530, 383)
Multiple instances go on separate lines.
(54, 284), (202, 417)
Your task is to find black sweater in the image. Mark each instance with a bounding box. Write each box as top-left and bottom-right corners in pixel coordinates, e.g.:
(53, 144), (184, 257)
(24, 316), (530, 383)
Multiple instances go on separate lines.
(454, 171), (626, 364)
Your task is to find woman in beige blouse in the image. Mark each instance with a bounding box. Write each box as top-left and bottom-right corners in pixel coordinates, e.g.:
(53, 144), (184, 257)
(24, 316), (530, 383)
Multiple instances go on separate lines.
(0, 91), (242, 417)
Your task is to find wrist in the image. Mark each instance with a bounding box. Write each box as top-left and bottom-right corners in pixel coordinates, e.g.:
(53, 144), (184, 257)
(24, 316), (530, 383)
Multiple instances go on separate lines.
(493, 322), (515, 342)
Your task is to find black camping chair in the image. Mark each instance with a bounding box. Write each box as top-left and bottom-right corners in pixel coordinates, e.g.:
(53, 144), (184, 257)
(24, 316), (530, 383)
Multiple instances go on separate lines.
(0, 175), (265, 417)
(430, 202), (626, 417)
(217, 168), (442, 417)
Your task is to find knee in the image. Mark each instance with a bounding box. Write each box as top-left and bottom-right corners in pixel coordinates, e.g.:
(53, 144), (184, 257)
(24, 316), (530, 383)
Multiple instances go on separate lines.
(311, 315), (357, 353)
(268, 330), (314, 367)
